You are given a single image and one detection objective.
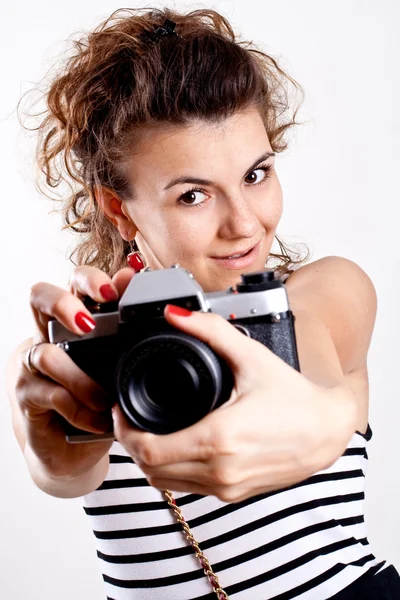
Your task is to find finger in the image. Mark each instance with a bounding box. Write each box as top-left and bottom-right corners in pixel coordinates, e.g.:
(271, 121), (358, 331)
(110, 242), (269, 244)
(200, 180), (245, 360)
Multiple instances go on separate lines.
(164, 305), (266, 373)
(154, 472), (276, 502)
(21, 343), (110, 413)
(153, 478), (270, 502)
(152, 473), (298, 503)
(30, 282), (99, 338)
(17, 369), (112, 434)
(149, 476), (247, 503)
(144, 455), (246, 488)
(150, 478), (213, 497)
(112, 403), (225, 466)
(111, 267), (136, 297)
(69, 265), (119, 302)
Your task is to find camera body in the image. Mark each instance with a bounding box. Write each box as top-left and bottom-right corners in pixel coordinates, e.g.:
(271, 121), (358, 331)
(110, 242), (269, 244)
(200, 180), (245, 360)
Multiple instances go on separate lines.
(48, 266), (300, 442)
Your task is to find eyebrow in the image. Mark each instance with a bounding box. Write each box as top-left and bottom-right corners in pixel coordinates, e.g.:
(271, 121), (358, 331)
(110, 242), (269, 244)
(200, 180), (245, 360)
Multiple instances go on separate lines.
(163, 151), (276, 191)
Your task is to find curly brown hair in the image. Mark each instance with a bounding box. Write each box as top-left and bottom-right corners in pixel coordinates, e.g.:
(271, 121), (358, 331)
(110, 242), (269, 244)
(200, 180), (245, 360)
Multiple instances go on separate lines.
(19, 6), (310, 278)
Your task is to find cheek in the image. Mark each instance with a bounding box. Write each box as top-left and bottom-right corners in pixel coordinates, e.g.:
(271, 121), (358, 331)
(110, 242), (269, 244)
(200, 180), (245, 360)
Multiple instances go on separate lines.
(271, 193), (284, 224)
(135, 205), (214, 257)
(129, 205), (172, 252)
(259, 179), (283, 225)
(172, 218), (216, 256)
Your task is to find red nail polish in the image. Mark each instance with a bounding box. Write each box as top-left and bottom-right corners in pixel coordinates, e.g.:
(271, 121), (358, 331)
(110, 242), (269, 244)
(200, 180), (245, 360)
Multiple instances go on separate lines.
(75, 312), (96, 333)
(99, 284), (118, 301)
(127, 252), (145, 271)
(166, 304), (192, 317)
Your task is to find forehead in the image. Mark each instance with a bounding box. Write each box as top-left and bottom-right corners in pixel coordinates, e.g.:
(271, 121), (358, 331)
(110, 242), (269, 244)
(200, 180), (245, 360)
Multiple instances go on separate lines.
(123, 107), (270, 180)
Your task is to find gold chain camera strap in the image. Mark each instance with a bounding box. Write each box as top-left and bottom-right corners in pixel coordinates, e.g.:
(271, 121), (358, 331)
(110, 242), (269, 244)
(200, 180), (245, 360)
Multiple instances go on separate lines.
(163, 489), (229, 598)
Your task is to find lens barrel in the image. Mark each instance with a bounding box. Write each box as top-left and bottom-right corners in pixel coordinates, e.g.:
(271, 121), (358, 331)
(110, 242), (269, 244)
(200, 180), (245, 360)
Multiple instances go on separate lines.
(116, 331), (231, 434)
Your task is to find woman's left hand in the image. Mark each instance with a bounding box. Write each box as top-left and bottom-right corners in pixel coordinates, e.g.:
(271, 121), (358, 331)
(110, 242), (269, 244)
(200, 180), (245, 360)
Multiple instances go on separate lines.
(112, 305), (356, 503)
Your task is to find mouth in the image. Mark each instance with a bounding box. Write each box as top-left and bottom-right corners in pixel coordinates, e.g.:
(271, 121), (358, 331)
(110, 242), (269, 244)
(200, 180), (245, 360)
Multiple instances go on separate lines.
(210, 240), (262, 270)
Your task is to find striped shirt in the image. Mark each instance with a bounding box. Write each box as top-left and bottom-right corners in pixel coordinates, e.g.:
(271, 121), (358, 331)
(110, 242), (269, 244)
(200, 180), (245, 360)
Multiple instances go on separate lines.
(82, 423), (389, 599)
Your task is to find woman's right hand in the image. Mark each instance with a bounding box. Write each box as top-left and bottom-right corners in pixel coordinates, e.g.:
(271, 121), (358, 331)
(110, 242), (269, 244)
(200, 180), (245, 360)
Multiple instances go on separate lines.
(12, 266), (135, 490)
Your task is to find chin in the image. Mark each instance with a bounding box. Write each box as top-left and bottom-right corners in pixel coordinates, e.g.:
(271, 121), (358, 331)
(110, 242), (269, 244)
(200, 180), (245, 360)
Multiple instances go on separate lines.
(204, 268), (259, 293)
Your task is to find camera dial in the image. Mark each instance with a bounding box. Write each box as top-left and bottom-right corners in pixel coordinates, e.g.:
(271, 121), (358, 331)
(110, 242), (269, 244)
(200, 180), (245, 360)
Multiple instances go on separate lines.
(236, 270), (275, 293)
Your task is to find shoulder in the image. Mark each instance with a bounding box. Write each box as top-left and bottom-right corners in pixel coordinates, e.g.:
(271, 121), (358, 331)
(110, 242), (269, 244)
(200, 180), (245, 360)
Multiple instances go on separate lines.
(284, 256), (377, 374)
(285, 255), (376, 299)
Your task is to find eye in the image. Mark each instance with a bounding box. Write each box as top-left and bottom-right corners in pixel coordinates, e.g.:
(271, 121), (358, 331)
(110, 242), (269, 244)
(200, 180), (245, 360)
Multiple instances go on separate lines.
(176, 163), (274, 208)
(244, 163), (274, 186)
(177, 187), (208, 208)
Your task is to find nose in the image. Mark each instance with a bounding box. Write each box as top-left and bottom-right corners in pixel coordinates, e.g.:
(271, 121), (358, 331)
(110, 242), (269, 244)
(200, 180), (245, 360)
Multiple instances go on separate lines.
(218, 194), (259, 240)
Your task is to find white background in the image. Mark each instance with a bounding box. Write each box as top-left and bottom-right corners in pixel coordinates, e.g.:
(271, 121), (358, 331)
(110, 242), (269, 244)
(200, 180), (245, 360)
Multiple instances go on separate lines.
(1, 1), (399, 598)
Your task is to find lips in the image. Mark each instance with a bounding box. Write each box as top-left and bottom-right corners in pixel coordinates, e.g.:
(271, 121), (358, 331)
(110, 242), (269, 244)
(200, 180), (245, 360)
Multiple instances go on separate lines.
(213, 243), (257, 260)
(210, 240), (262, 270)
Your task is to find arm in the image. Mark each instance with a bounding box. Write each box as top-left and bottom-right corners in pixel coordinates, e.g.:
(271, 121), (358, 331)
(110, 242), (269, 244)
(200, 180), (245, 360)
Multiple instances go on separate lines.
(23, 444), (110, 499)
(285, 255), (377, 435)
(7, 338), (32, 451)
(6, 339), (110, 499)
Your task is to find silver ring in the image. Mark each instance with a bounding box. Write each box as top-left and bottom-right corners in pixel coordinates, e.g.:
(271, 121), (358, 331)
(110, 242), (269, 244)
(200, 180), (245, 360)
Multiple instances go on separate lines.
(26, 342), (47, 377)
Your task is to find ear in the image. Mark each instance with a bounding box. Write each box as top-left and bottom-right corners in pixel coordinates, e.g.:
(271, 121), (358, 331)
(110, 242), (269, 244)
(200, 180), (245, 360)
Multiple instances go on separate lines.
(94, 186), (137, 241)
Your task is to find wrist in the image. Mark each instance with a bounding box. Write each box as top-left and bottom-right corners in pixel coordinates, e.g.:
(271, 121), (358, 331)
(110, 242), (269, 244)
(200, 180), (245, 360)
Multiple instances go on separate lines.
(24, 444), (110, 498)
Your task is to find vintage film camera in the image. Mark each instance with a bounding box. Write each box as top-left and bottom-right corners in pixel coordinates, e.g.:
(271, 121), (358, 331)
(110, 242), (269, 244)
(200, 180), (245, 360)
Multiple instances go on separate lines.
(49, 266), (300, 442)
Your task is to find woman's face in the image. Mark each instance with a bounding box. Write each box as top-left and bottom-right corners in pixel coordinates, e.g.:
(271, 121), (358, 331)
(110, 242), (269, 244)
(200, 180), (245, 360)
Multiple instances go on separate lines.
(120, 106), (283, 292)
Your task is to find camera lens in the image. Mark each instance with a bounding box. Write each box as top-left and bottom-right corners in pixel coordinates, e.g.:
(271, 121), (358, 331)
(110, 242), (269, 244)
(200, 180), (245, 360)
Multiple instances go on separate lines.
(115, 331), (233, 434)
(141, 356), (200, 410)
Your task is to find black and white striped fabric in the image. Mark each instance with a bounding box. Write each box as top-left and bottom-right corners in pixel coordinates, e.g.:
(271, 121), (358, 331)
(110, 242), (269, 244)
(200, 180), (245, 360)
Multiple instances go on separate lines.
(82, 424), (389, 599)
(82, 270), (389, 598)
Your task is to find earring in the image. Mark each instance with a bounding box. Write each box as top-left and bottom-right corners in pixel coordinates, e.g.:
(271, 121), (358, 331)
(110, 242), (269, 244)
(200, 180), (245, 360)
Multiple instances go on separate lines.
(127, 240), (147, 271)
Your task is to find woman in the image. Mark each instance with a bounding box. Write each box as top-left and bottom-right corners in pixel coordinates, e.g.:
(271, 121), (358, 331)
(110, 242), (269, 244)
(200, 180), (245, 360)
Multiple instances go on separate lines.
(7, 7), (400, 599)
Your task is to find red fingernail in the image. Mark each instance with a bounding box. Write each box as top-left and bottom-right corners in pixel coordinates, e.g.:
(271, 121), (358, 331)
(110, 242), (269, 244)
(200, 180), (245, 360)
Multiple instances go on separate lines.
(75, 312), (96, 333)
(166, 304), (192, 317)
(99, 284), (118, 301)
(127, 252), (145, 271)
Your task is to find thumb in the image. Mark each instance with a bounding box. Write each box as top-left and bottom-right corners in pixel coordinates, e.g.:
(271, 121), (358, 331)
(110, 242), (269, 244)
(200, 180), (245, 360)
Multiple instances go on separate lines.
(111, 267), (136, 297)
(164, 304), (262, 372)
